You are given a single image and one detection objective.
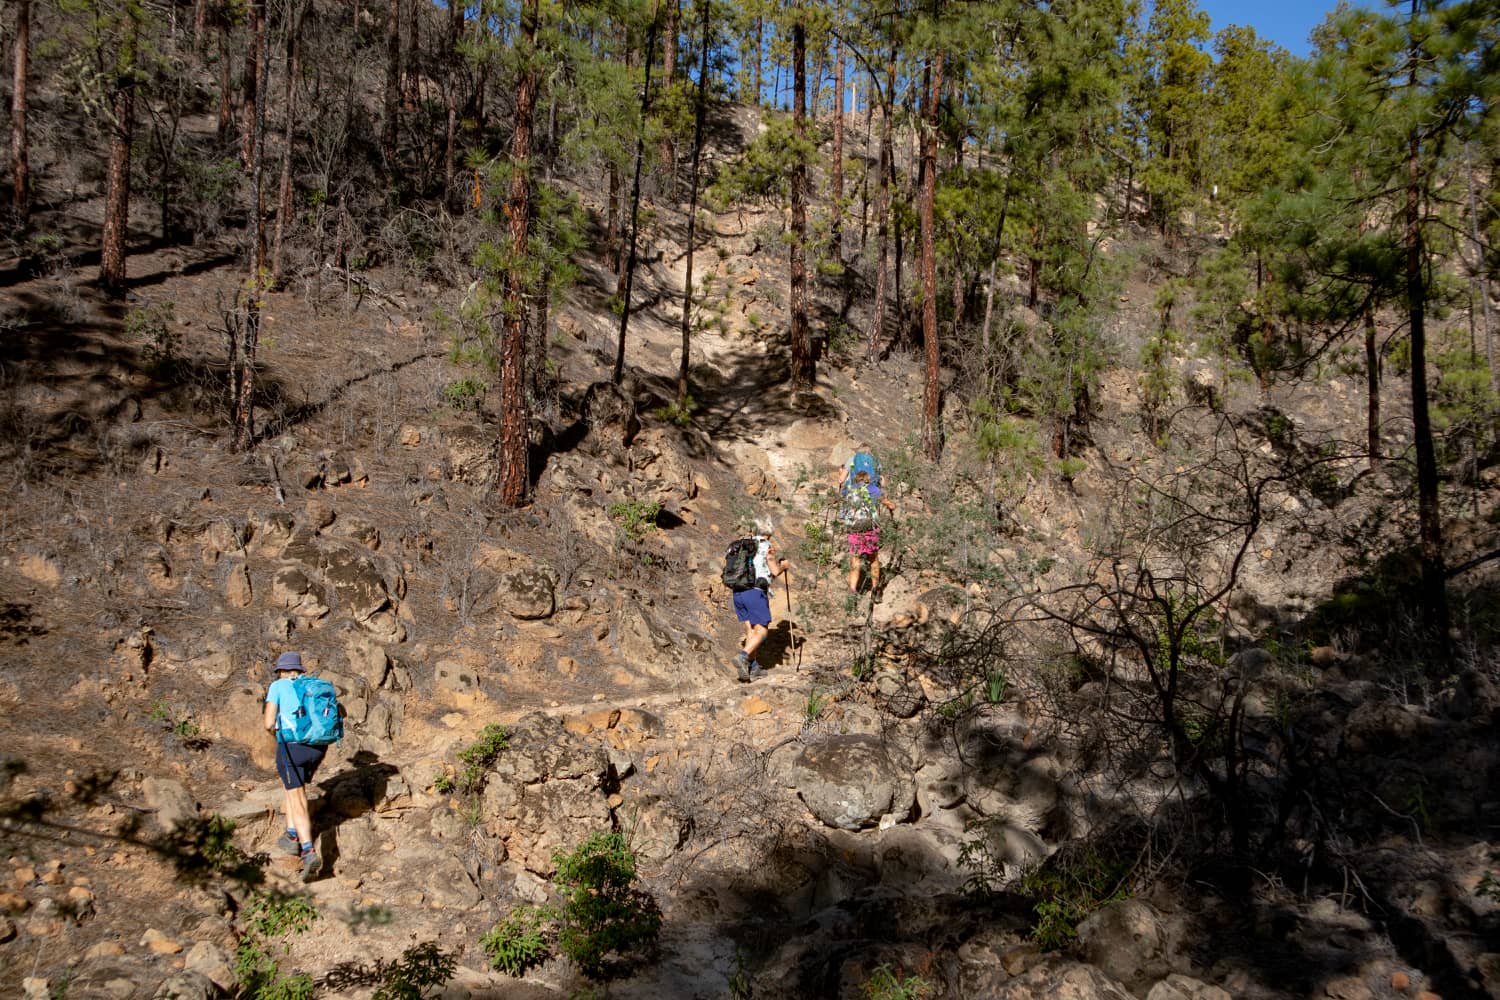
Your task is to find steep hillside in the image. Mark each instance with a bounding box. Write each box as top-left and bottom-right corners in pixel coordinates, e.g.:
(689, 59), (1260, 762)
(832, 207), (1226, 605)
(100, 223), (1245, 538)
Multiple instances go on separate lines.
(2, 95), (1500, 1000)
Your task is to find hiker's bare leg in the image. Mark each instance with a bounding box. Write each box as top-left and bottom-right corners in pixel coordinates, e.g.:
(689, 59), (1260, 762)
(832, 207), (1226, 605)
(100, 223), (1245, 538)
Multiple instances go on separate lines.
(744, 622), (769, 660)
(869, 553), (882, 590)
(848, 556), (864, 593)
(283, 787), (313, 848)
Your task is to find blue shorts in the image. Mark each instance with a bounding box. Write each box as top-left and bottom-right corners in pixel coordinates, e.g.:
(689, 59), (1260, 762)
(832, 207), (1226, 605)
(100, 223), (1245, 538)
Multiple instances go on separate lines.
(275, 742), (327, 790)
(733, 587), (772, 627)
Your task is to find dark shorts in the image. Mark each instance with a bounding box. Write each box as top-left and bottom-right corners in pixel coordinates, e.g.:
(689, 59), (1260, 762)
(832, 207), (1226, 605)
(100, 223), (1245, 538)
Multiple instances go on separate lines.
(732, 587), (772, 627)
(275, 741), (327, 790)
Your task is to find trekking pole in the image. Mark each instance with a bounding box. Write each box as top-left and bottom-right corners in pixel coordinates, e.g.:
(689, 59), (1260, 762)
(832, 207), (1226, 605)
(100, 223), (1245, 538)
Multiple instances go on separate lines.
(785, 571), (802, 673)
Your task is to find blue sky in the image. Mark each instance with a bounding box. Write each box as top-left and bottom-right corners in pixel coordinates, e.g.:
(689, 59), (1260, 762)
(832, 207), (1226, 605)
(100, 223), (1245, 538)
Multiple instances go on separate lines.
(1197, 0), (1359, 56)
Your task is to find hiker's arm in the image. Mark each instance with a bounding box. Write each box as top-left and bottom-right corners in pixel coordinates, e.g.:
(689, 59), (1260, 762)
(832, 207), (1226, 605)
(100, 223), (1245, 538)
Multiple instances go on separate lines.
(768, 543), (791, 578)
(882, 496), (896, 512)
(263, 698), (277, 733)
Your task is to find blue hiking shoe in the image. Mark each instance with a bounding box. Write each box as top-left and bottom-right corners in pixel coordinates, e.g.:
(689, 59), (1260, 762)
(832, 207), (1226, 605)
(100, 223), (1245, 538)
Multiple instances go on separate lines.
(299, 849), (322, 883)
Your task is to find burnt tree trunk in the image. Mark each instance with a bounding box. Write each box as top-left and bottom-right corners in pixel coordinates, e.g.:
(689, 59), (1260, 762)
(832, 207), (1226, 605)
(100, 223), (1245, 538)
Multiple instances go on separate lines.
(677, 0), (710, 405)
(100, 7), (140, 297)
(11, 0), (30, 223)
(496, 0), (539, 506)
(788, 17), (813, 388)
(919, 49), (943, 460)
(271, 0), (304, 288)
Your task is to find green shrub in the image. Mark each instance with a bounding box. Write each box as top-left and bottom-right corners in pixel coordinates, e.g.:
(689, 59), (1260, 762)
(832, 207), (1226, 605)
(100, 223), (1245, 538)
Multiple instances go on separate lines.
(483, 832), (661, 982)
(235, 892), (319, 1000)
(608, 499), (661, 545)
(552, 832), (662, 979)
(481, 906), (551, 977)
(442, 377), (488, 412)
(437, 724), (510, 797)
(1014, 846), (1133, 950)
(862, 964), (932, 1000)
(653, 396), (696, 428)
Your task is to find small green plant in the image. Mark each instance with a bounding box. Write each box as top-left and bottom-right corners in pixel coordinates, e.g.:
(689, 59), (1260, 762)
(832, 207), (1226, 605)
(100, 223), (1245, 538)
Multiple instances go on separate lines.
(1477, 852), (1500, 901)
(608, 499), (661, 545)
(805, 688), (827, 721)
(439, 724), (510, 797)
(728, 948), (752, 999)
(370, 942), (458, 1000)
(652, 395), (696, 428)
(482, 832), (661, 982)
(1012, 846), (1133, 950)
(442, 377), (488, 412)
(235, 891), (319, 1000)
(482, 905), (551, 976)
(862, 964), (932, 1000)
(149, 699), (206, 746)
(125, 302), (180, 377)
(983, 669), (1007, 705)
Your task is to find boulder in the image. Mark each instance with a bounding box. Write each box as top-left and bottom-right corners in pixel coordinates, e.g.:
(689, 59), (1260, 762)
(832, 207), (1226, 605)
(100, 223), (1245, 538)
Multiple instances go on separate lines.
(1146, 974), (1233, 1000)
(994, 960), (1135, 999)
(150, 971), (216, 1000)
(498, 568), (556, 621)
(444, 424), (494, 484)
(322, 545), (390, 622)
(270, 566), (329, 620)
(789, 734), (914, 830)
(479, 713), (612, 874)
(141, 778), (198, 832)
(1076, 899), (1177, 993)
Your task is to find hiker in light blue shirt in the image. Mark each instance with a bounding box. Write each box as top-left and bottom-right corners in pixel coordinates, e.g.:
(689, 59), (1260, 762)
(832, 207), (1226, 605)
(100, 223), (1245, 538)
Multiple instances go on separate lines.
(262, 651), (325, 882)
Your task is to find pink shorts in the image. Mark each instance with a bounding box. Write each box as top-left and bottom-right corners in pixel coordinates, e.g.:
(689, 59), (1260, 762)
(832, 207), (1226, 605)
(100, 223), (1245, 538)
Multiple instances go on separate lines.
(847, 530), (881, 558)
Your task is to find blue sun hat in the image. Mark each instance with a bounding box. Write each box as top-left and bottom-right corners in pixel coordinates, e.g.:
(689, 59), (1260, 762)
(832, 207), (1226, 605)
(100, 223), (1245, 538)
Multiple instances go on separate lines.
(273, 651), (305, 673)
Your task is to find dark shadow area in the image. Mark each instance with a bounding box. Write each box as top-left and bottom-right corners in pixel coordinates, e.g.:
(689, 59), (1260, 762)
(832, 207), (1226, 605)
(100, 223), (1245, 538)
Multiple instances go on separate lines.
(0, 602), (48, 643)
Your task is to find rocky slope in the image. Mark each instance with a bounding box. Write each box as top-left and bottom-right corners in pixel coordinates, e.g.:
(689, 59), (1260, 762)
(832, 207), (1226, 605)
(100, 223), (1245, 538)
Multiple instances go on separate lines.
(3, 120), (1500, 1000)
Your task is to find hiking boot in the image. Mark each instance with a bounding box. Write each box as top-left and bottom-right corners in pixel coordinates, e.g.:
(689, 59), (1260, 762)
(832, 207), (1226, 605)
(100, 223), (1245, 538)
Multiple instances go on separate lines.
(299, 849), (322, 883)
(276, 831), (301, 857)
(734, 651), (751, 683)
(748, 662), (765, 681)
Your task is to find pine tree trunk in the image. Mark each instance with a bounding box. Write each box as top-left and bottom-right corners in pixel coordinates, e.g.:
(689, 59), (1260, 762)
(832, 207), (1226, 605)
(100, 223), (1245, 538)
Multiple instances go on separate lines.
(920, 50), (943, 460)
(217, 28), (233, 144)
(1407, 136), (1448, 640)
(240, 0), (262, 167)
(658, 0), (679, 202)
(678, 0), (710, 405)
(443, 0), (463, 208)
(235, 0), (271, 451)
(10, 0), (29, 224)
(867, 50), (895, 362)
(272, 0), (304, 289)
(382, 0), (401, 165)
(830, 37), (844, 266)
(497, 0), (539, 507)
(100, 8), (140, 297)
(752, 17), (762, 104)
(788, 18), (813, 388)
(613, 18), (658, 383)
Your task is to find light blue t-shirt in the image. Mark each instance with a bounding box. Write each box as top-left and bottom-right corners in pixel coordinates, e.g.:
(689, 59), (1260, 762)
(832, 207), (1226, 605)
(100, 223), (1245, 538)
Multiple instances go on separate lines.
(266, 677), (302, 738)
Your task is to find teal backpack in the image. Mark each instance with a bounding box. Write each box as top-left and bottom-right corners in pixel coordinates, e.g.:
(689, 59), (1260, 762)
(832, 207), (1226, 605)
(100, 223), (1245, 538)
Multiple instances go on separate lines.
(278, 676), (344, 746)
